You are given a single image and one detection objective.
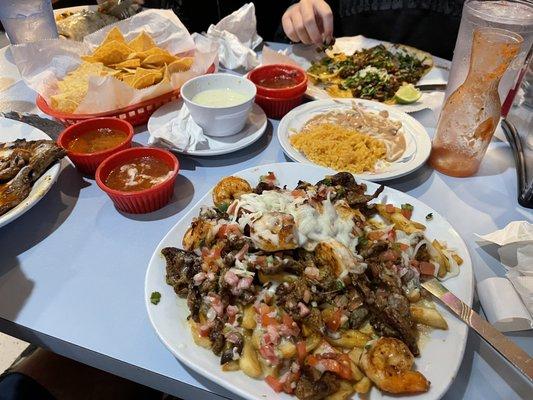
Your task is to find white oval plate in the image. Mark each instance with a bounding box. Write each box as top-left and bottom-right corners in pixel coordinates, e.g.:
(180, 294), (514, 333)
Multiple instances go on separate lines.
(145, 162), (473, 400)
(277, 99), (431, 182)
(0, 117), (61, 228)
(148, 101), (268, 157)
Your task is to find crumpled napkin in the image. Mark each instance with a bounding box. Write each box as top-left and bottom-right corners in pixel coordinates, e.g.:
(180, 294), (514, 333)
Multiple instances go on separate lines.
(203, 3), (262, 70)
(151, 104), (208, 151)
(476, 221), (533, 331)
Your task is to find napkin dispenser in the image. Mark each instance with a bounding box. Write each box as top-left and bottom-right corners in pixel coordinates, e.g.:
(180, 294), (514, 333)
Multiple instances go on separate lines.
(502, 52), (533, 209)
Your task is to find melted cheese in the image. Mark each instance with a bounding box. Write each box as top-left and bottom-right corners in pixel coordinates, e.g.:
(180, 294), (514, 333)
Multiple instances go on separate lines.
(232, 191), (358, 252)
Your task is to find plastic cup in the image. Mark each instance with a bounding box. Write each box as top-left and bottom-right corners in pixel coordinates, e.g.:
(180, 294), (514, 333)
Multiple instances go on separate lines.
(0, 0), (58, 44)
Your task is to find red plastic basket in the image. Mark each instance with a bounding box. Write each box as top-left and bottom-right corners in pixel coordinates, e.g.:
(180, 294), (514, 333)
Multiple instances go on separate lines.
(37, 64), (216, 127)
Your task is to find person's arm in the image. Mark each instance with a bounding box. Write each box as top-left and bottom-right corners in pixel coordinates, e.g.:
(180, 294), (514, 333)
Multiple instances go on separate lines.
(281, 0), (333, 45)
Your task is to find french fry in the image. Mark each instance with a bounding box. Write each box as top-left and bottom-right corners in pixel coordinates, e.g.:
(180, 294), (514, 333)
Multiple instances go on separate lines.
(410, 305), (448, 330)
(325, 380), (355, 400)
(239, 335), (262, 378)
(251, 327), (261, 349)
(326, 330), (370, 349)
(358, 322), (375, 337)
(305, 333), (322, 353)
(354, 377), (372, 394)
(188, 319), (212, 349)
(258, 356), (278, 377)
(242, 305), (256, 330)
(350, 361), (364, 381)
(348, 347), (363, 366)
(432, 239), (450, 277)
(279, 340), (296, 358)
(389, 212), (425, 234)
(452, 253), (464, 265)
(221, 361), (240, 371)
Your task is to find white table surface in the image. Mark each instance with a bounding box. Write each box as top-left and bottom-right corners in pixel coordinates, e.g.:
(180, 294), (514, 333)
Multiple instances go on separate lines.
(0, 41), (531, 400)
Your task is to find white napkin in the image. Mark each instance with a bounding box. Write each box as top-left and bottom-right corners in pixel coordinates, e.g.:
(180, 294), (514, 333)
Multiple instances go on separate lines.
(151, 104), (208, 151)
(204, 3), (262, 70)
(476, 221), (533, 331)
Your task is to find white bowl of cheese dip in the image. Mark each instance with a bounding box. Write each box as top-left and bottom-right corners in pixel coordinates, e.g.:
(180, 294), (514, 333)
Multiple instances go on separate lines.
(181, 73), (257, 137)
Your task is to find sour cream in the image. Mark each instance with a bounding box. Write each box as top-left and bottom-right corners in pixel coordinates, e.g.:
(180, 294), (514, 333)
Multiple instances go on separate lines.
(192, 88), (249, 107)
(232, 190), (358, 252)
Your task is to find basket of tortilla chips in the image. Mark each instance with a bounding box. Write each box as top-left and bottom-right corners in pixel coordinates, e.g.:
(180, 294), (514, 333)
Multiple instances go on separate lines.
(11, 10), (218, 126)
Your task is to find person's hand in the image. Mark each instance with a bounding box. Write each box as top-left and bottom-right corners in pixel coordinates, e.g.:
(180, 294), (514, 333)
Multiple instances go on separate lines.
(282, 0), (333, 45)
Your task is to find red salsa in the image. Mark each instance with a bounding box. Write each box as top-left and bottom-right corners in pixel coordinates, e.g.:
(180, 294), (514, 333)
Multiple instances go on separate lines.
(258, 71), (300, 89)
(67, 128), (127, 154)
(105, 156), (172, 192)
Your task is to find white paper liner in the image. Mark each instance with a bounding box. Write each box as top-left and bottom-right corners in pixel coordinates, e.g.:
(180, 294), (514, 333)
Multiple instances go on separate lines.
(10, 9), (218, 114)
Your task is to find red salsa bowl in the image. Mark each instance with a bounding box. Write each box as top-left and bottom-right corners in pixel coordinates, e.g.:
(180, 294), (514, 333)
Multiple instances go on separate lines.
(95, 147), (179, 214)
(248, 64), (308, 98)
(57, 117), (134, 176)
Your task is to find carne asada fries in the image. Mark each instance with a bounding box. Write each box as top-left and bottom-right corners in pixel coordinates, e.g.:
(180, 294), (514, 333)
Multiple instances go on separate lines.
(161, 172), (463, 399)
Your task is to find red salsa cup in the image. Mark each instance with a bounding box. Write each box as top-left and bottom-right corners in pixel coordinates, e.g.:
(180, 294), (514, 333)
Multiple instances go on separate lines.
(95, 147), (179, 214)
(248, 64), (308, 98)
(57, 117), (134, 176)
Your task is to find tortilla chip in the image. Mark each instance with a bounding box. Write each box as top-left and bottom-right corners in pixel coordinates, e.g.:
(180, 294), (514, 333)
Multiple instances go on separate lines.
(142, 53), (177, 67)
(127, 32), (156, 52)
(111, 59), (141, 69)
(131, 68), (162, 89)
(167, 57), (194, 74)
(90, 40), (133, 65)
(102, 27), (125, 45)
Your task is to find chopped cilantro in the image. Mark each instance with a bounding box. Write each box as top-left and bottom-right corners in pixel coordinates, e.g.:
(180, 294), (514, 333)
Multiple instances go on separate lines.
(150, 291), (161, 305)
(322, 178), (332, 186)
(364, 343), (372, 350)
(266, 255), (274, 264)
(401, 203), (414, 211)
(358, 236), (368, 247)
(334, 280), (345, 290)
(425, 213), (433, 221)
(217, 202), (229, 213)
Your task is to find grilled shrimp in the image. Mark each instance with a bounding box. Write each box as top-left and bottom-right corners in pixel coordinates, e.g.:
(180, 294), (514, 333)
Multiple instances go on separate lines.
(182, 219), (216, 251)
(315, 239), (365, 277)
(361, 337), (430, 394)
(250, 211), (298, 252)
(212, 177), (252, 209)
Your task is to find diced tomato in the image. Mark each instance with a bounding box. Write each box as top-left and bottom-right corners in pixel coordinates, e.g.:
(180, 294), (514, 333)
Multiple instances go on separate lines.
(387, 229), (397, 241)
(282, 313), (294, 328)
(254, 256), (267, 267)
(385, 204), (396, 213)
(217, 224), (241, 239)
(291, 189), (305, 198)
(324, 308), (342, 332)
(367, 231), (384, 241)
(401, 208), (413, 219)
(282, 371), (301, 394)
(381, 249), (399, 262)
(265, 375), (283, 393)
(259, 345), (279, 365)
(296, 341), (307, 364)
(419, 261), (437, 276)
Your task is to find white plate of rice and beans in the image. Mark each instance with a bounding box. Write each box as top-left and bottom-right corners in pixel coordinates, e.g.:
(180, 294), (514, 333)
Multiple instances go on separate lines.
(277, 99), (431, 182)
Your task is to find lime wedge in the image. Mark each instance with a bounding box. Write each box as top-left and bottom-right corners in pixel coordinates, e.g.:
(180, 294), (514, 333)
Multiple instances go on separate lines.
(394, 84), (422, 104)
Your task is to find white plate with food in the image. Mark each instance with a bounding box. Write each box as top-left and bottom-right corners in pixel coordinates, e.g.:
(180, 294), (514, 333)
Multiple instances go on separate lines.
(145, 162), (473, 400)
(0, 117), (65, 228)
(267, 36), (449, 113)
(148, 101), (268, 157)
(277, 99), (431, 182)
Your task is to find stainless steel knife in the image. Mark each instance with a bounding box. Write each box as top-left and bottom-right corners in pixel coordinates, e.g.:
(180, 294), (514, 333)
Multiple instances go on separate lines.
(422, 278), (533, 383)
